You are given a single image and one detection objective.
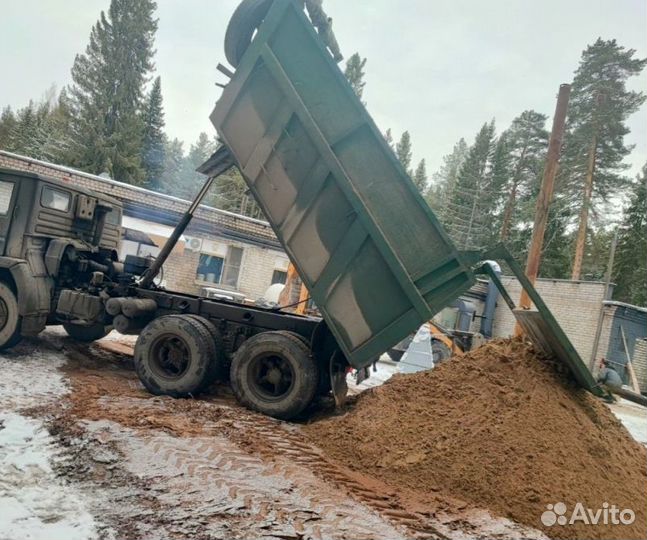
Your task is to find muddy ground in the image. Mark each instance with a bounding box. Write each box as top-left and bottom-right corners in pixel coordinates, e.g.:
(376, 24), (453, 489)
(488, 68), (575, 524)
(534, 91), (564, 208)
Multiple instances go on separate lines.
(0, 329), (555, 540)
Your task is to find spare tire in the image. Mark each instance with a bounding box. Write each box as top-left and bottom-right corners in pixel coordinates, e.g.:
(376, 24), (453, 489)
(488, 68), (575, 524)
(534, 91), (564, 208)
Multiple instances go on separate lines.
(225, 0), (273, 67)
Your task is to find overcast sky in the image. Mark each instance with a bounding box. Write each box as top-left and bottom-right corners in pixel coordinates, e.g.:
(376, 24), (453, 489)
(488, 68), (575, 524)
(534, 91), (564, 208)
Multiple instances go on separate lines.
(1, 0), (645, 178)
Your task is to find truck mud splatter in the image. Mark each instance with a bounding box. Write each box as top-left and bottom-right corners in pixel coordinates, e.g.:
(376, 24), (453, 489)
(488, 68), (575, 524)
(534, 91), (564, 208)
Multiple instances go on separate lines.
(305, 338), (647, 540)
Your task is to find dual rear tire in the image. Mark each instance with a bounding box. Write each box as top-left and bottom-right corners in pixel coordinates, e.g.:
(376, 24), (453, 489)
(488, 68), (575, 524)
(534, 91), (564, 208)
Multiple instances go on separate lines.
(134, 315), (221, 398)
(230, 330), (319, 420)
(134, 315), (318, 420)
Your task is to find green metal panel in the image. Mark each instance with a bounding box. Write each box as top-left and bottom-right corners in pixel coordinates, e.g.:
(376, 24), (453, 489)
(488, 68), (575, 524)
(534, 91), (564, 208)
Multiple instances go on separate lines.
(475, 245), (606, 397)
(211, 0), (475, 367)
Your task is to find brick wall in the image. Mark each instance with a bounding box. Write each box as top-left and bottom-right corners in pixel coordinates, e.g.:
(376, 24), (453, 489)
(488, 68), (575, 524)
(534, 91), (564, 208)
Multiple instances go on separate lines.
(239, 245), (289, 299)
(492, 277), (608, 364)
(144, 233), (287, 300)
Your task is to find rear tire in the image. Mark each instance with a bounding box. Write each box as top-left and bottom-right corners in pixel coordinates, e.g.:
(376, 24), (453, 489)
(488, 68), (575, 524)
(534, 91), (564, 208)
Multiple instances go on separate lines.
(63, 322), (109, 343)
(224, 0), (273, 67)
(134, 315), (214, 397)
(231, 330), (318, 420)
(176, 315), (226, 383)
(0, 282), (22, 350)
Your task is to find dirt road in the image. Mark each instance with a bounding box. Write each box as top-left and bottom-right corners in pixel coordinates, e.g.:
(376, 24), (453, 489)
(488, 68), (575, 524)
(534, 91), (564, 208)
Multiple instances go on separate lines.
(0, 329), (547, 540)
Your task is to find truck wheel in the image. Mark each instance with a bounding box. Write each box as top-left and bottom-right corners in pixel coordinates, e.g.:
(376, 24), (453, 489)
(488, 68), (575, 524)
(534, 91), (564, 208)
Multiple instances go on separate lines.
(0, 282), (22, 350)
(134, 315), (214, 397)
(175, 315), (226, 383)
(63, 323), (109, 343)
(225, 0), (273, 67)
(230, 330), (318, 420)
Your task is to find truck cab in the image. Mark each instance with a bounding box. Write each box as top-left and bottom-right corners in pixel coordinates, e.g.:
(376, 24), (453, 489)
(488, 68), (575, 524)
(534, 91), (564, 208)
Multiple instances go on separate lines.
(0, 168), (125, 348)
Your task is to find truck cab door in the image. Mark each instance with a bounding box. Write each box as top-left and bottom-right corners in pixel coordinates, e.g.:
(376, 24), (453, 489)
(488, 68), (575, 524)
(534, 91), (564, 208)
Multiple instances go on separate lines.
(0, 178), (18, 255)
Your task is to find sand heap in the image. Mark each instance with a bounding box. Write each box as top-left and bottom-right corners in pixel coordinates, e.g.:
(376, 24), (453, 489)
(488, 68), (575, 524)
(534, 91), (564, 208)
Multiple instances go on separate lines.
(306, 338), (647, 540)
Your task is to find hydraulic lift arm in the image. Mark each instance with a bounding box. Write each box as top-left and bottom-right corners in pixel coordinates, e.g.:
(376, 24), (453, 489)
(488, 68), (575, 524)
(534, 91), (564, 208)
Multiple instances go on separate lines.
(139, 146), (235, 289)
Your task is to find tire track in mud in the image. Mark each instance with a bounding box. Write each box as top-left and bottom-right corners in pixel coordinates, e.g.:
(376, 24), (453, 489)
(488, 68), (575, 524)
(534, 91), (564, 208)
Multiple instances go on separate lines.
(85, 339), (448, 539)
(52, 338), (413, 539)
(61, 337), (539, 540)
(223, 415), (448, 539)
(119, 429), (407, 540)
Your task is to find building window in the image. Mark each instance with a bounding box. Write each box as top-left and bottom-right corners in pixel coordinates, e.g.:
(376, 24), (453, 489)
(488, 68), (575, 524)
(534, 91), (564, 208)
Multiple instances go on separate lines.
(272, 269), (287, 285)
(197, 246), (243, 288)
(41, 186), (71, 212)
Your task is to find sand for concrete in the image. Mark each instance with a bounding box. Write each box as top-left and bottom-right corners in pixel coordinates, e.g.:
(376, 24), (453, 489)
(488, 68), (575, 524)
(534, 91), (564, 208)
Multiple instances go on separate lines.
(306, 338), (647, 540)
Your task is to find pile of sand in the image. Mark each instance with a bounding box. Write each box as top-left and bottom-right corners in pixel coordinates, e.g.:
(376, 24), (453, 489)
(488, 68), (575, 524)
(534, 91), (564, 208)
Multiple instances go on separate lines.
(306, 339), (647, 540)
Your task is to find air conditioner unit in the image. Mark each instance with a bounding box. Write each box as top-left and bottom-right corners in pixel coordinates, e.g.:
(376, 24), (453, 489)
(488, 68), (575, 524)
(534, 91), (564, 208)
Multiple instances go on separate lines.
(185, 236), (203, 252)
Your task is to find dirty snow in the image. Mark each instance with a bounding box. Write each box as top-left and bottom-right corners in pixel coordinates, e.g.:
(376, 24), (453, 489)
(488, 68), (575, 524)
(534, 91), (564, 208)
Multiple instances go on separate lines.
(0, 412), (98, 540)
(609, 398), (647, 445)
(0, 342), (100, 540)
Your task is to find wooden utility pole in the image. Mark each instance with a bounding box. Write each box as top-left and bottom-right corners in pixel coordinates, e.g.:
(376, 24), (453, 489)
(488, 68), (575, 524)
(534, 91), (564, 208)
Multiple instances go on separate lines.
(571, 92), (605, 280)
(515, 84), (571, 336)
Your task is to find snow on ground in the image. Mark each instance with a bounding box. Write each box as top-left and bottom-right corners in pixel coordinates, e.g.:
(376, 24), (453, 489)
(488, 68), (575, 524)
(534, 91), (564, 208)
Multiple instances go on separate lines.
(609, 398), (647, 445)
(0, 343), (100, 540)
(0, 412), (98, 540)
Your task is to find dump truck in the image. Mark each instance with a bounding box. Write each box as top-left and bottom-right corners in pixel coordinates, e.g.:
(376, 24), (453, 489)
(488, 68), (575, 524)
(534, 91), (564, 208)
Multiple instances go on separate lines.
(0, 0), (623, 419)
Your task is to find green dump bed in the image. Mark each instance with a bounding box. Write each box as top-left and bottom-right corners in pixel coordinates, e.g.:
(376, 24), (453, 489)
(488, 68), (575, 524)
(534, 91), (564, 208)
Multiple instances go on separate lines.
(210, 0), (475, 368)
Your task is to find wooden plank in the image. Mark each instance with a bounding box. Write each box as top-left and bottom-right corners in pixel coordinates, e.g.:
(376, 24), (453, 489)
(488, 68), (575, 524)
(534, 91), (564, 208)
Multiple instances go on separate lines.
(620, 325), (642, 394)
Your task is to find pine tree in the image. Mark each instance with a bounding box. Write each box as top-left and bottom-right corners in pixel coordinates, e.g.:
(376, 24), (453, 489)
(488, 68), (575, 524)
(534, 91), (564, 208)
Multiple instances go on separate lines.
(613, 165), (647, 305)
(560, 39), (646, 279)
(443, 120), (497, 249)
(384, 128), (394, 150)
(344, 53), (367, 102)
(142, 76), (166, 188)
(396, 131), (413, 176)
(9, 100), (45, 158)
(40, 89), (74, 163)
(580, 227), (613, 281)
(486, 133), (512, 240)
(413, 159), (427, 192)
(498, 110), (549, 241)
(427, 138), (468, 216)
(210, 168), (262, 219)
(537, 200), (573, 279)
(173, 132), (217, 199)
(159, 137), (185, 195)
(68, 0), (158, 184)
(0, 107), (17, 149)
